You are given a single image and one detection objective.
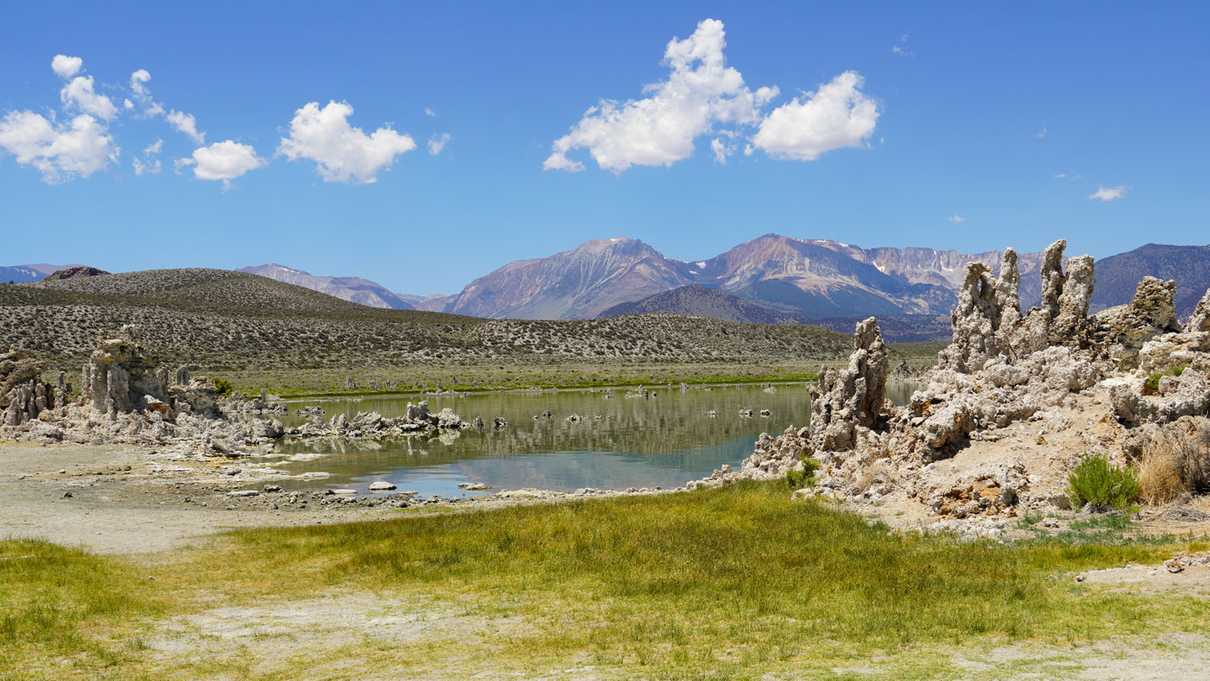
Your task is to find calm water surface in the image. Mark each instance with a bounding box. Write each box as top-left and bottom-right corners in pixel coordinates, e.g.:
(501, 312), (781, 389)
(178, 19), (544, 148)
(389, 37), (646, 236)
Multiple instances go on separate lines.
(272, 381), (920, 498)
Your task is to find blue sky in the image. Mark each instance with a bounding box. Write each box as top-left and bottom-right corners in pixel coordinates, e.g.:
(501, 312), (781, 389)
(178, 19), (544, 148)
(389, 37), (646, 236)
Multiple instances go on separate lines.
(1, 1), (1207, 294)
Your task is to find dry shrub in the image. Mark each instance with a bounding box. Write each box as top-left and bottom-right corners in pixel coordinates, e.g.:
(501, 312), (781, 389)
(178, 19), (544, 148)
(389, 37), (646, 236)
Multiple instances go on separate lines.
(1138, 450), (1186, 505)
(1134, 419), (1210, 504)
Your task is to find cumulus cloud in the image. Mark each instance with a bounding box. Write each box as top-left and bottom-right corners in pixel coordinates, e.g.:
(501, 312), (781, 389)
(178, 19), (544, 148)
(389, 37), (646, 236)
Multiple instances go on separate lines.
(0, 111), (118, 183)
(51, 54), (83, 79)
(544, 19), (778, 173)
(1090, 185), (1127, 202)
(60, 76), (119, 121)
(187, 140), (264, 185)
(751, 71), (878, 161)
(545, 19), (876, 172)
(173, 157), (194, 174)
(278, 100), (416, 183)
(427, 132), (451, 156)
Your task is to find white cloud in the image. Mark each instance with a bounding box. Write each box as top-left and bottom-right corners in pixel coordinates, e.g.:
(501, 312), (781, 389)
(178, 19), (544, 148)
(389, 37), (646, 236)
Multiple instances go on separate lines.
(948, 214), (966, 224)
(751, 71), (878, 161)
(1035, 126), (1048, 141)
(173, 157), (194, 174)
(0, 111), (118, 183)
(188, 140), (264, 185)
(544, 19), (777, 173)
(891, 34), (913, 57)
(710, 137), (735, 164)
(427, 132), (451, 156)
(51, 54), (83, 79)
(165, 110), (204, 144)
(424, 106), (436, 117)
(133, 157), (161, 175)
(60, 76), (118, 121)
(128, 68), (206, 144)
(1089, 185), (1127, 202)
(134, 138), (163, 176)
(278, 100), (416, 183)
(130, 69), (151, 96)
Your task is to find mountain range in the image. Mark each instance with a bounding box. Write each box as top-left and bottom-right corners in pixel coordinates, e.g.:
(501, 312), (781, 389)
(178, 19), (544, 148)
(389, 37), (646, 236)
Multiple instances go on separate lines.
(9, 239), (1209, 337)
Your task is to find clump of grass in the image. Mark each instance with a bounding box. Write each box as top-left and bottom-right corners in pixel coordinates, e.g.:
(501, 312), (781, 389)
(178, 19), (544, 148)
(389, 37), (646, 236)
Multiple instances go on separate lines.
(1142, 364), (1188, 395)
(785, 453), (819, 489)
(0, 539), (161, 674)
(1136, 422), (1210, 503)
(1068, 455), (1141, 512)
(1138, 449), (1187, 505)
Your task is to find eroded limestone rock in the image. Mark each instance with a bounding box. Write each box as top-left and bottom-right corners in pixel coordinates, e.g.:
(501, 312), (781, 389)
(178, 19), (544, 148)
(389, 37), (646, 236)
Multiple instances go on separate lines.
(1188, 289), (1210, 333)
(808, 317), (888, 452)
(1096, 277), (1182, 369)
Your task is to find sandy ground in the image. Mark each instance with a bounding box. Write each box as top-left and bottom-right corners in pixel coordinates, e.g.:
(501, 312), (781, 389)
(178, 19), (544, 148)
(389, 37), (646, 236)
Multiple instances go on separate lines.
(0, 441), (402, 554)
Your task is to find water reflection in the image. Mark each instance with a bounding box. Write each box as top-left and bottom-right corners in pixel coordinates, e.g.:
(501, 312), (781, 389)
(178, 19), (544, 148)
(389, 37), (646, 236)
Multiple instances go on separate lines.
(271, 380), (920, 497)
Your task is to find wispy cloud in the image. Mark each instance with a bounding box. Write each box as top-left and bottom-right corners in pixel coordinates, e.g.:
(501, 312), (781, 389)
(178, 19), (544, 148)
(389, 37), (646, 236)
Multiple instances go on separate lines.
(891, 33), (913, 57)
(948, 214), (966, 224)
(1089, 185), (1127, 202)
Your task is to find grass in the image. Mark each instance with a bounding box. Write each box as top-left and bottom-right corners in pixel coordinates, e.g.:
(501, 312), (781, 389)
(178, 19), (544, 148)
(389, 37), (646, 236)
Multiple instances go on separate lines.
(0, 540), (164, 678)
(5, 483), (1207, 679)
(213, 362), (827, 398)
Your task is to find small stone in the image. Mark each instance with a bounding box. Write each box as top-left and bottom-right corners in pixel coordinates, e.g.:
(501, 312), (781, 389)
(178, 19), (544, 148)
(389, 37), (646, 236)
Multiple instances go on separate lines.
(227, 490), (259, 498)
(368, 481), (397, 491)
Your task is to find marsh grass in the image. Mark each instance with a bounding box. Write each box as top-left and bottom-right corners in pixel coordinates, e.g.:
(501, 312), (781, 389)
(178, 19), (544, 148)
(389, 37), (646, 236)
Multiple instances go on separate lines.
(169, 483), (1208, 676)
(4, 484), (1210, 679)
(0, 540), (163, 677)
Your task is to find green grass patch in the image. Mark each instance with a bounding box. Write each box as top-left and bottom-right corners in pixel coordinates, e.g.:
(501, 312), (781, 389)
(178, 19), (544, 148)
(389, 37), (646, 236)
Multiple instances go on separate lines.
(4, 484), (1209, 678)
(173, 483), (1208, 677)
(0, 540), (163, 678)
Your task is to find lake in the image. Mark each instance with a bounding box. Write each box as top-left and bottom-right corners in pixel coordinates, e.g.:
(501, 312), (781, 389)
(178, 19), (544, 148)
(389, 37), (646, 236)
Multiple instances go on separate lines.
(271, 380), (920, 498)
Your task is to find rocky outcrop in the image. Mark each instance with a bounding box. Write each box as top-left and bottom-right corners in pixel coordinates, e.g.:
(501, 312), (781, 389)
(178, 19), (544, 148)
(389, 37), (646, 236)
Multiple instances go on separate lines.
(1188, 289), (1210, 333)
(808, 317), (888, 451)
(290, 401), (466, 439)
(939, 240), (1095, 371)
(938, 250), (1021, 372)
(82, 326), (169, 416)
(1096, 277), (1183, 369)
(1, 351), (66, 426)
(1112, 369), (1210, 426)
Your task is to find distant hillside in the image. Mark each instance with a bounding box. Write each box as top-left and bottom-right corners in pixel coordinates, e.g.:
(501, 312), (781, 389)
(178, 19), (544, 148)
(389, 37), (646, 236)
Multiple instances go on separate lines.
(239, 264), (415, 310)
(598, 285), (797, 324)
(0, 263), (73, 284)
(443, 238), (695, 320)
(2, 267), (849, 370)
(599, 284), (952, 341)
(1091, 243), (1210, 317)
(427, 234), (1051, 322)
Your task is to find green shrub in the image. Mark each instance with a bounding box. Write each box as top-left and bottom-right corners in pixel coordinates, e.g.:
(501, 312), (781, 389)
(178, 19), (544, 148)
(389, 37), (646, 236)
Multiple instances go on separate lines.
(1143, 364), (1187, 395)
(1067, 455), (1140, 512)
(785, 454), (820, 489)
(211, 377), (234, 397)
